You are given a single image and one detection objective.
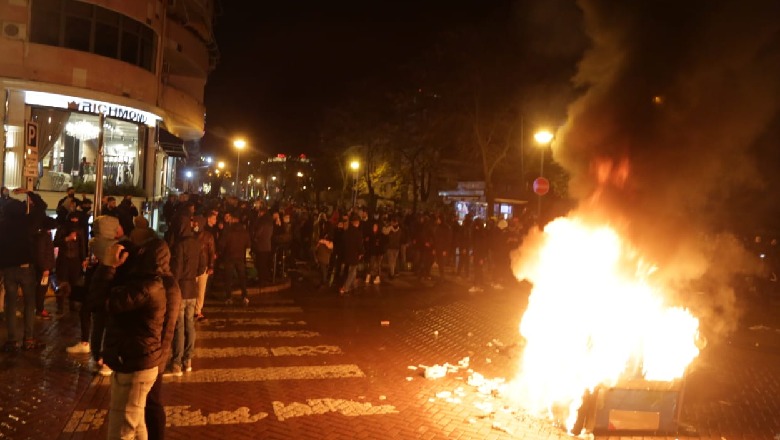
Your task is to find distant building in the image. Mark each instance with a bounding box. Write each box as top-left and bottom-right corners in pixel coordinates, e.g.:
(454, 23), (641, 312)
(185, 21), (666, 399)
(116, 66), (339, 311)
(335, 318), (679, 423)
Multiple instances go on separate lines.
(439, 181), (528, 222)
(260, 154), (315, 202)
(0, 0), (217, 206)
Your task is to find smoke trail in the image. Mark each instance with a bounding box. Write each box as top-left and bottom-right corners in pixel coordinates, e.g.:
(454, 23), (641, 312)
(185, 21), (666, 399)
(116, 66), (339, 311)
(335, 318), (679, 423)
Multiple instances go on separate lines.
(547, 0), (780, 336)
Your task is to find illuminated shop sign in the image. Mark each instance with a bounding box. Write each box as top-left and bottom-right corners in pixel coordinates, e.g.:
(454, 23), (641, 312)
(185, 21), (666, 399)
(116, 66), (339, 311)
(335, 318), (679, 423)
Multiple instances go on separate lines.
(24, 91), (160, 126)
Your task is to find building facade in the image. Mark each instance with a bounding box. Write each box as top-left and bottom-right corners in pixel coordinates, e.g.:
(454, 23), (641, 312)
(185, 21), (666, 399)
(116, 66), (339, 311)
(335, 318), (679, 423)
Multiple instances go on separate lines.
(0, 0), (217, 208)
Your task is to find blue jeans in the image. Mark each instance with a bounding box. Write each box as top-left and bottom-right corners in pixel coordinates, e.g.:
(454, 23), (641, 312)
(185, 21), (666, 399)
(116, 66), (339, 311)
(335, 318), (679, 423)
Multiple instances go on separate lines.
(172, 299), (196, 367)
(3, 265), (37, 343)
(107, 366), (158, 440)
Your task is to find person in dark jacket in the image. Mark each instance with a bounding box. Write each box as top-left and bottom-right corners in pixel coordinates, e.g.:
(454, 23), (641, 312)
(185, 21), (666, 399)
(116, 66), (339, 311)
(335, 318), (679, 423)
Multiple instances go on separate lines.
(365, 222), (387, 284)
(218, 211), (251, 304)
(165, 217), (205, 376)
(339, 214), (364, 295)
(66, 215), (128, 373)
(249, 206), (273, 286)
(32, 216), (57, 320)
(53, 212), (88, 314)
(383, 216), (402, 280)
(469, 219), (488, 293)
(27, 191), (56, 319)
(1, 189), (46, 351)
(193, 213), (216, 321)
(102, 239), (166, 439)
(116, 195), (139, 237)
(432, 215), (453, 279)
(143, 238), (181, 440)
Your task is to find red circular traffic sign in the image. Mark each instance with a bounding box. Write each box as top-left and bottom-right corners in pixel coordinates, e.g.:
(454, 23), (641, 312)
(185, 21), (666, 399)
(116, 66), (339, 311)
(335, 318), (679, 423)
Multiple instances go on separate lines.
(533, 177), (550, 196)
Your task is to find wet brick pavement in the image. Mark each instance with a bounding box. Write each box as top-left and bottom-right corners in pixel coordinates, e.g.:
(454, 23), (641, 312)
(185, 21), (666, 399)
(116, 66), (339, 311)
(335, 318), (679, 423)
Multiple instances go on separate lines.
(1, 271), (779, 439)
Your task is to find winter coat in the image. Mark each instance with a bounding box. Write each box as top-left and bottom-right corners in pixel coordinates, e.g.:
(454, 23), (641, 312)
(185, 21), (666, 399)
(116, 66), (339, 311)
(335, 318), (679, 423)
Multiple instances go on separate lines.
(218, 222), (250, 261)
(102, 240), (168, 374)
(315, 238), (333, 265)
(366, 230), (387, 257)
(193, 215), (216, 272)
(383, 224), (401, 250)
(250, 213), (274, 252)
(0, 198), (33, 268)
(342, 224), (364, 265)
(171, 221), (205, 300)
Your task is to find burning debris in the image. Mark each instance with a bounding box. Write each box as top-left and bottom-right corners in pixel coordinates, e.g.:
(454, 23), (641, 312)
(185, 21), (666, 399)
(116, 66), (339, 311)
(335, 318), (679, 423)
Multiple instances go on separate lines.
(506, 0), (780, 432)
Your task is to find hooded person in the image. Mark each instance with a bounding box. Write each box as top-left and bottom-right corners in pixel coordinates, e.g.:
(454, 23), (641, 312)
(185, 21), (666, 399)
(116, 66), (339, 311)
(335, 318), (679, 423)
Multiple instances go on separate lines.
(66, 215), (129, 370)
(192, 214), (216, 321)
(53, 211), (88, 314)
(102, 236), (169, 439)
(164, 213), (204, 377)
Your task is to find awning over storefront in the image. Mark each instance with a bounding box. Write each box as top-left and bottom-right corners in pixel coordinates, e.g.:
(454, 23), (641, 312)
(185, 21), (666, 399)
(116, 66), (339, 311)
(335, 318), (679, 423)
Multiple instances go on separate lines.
(158, 128), (186, 158)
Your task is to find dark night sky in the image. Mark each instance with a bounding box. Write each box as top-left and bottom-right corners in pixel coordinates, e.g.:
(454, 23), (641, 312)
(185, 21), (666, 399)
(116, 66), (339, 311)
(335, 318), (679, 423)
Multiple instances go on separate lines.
(201, 1), (513, 160)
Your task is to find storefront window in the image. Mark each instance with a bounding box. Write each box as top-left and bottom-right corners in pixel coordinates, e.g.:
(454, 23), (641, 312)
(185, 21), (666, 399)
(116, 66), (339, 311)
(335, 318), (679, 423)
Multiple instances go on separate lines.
(33, 108), (145, 192)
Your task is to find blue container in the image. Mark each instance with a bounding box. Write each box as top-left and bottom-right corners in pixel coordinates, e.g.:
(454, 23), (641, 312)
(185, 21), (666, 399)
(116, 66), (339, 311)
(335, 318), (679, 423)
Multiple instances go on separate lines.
(592, 380), (683, 434)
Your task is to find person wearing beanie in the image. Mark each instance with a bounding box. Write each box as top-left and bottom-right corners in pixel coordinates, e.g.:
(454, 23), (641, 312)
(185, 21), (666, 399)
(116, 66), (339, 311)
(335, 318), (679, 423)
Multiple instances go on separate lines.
(129, 215), (157, 246)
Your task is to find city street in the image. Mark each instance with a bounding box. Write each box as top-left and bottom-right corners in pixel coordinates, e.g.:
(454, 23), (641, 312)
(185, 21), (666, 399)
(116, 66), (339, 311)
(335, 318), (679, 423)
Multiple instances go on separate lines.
(1, 270), (779, 440)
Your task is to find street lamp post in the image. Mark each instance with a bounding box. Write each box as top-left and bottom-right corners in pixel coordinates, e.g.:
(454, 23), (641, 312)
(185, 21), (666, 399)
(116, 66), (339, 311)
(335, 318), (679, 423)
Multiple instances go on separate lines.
(233, 139), (246, 197)
(533, 130), (554, 221)
(349, 160), (360, 208)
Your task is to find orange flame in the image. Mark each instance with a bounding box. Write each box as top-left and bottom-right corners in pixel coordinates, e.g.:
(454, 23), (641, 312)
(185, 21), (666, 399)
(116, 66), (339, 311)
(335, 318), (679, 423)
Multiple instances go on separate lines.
(510, 216), (700, 430)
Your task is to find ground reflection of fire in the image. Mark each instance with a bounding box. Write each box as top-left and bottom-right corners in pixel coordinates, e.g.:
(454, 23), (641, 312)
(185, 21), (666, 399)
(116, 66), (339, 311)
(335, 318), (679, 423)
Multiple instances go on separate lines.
(509, 216), (702, 434)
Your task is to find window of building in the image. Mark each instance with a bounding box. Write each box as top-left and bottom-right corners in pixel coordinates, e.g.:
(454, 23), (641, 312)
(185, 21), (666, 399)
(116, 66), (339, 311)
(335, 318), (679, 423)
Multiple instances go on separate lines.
(33, 108), (146, 192)
(29, 0), (157, 73)
(94, 9), (120, 58)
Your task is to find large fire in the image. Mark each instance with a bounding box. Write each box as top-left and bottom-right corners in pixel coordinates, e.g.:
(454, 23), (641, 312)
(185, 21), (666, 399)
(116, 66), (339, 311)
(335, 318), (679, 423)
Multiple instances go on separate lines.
(510, 216), (701, 431)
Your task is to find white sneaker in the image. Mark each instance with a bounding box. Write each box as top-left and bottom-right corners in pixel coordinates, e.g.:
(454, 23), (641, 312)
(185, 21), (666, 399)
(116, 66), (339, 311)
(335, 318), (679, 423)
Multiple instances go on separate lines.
(66, 342), (90, 354)
(373, 276), (381, 285)
(242, 297), (250, 306)
(365, 275), (371, 283)
(98, 364), (113, 376)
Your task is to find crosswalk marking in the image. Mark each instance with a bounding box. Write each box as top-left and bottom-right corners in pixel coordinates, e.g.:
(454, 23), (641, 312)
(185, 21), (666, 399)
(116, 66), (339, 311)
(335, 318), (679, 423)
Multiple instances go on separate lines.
(206, 306), (303, 313)
(273, 399), (399, 421)
(198, 330), (319, 339)
(63, 397), (399, 433)
(199, 318), (307, 326)
(160, 365), (365, 383)
(195, 345), (343, 358)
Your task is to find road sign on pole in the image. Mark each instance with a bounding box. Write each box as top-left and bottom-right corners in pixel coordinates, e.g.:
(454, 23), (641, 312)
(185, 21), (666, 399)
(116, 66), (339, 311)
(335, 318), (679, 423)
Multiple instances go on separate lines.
(24, 121), (39, 189)
(533, 177), (550, 196)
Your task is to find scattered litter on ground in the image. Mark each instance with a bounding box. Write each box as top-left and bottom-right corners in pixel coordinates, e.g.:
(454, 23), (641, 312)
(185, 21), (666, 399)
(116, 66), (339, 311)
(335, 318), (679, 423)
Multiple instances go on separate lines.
(380, 321), (390, 326)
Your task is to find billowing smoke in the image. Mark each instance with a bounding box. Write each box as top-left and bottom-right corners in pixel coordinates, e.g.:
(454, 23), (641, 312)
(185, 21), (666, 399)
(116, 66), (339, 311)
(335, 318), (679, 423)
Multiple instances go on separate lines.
(532, 1), (780, 337)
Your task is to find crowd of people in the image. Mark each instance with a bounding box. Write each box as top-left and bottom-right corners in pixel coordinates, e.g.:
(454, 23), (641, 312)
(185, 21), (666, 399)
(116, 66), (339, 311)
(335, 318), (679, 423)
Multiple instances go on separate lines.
(0, 186), (533, 438)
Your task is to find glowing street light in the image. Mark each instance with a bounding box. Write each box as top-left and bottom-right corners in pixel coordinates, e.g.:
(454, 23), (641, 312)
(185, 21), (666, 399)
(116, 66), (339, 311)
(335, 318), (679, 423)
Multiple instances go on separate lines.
(296, 171), (304, 177)
(349, 159), (360, 207)
(233, 138), (246, 197)
(217, 161), (225, 169)
(534, 129), (554, 220)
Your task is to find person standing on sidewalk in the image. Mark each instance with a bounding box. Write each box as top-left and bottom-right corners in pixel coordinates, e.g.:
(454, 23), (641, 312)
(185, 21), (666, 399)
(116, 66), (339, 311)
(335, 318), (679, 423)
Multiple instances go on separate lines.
(339, 214), (364, 295)
(102, 241), (165, 440)
(143, 238), (181, 440)
(218, 211), (251, 305)
(383, 216), (402, 280)
(365, 221), (386, 285)
(193, 213), (216, 321)
(165, 217), (204, 376)
(432, 215), (453, 280)
(0, 189), (45, 352)
(249, 206), (273, 287)
(53, 212), (89, 315)
(27, 191), (57, 320)
(66, 216), (127, 376)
